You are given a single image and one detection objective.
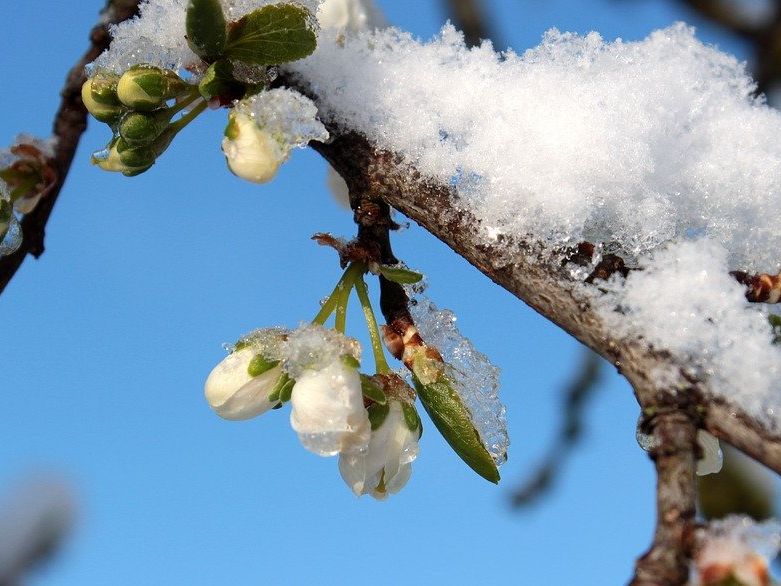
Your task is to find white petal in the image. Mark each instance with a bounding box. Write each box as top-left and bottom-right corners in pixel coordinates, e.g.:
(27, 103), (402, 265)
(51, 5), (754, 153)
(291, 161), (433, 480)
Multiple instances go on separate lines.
(204, 349), (280, 420)
(290, 361), (369, 456)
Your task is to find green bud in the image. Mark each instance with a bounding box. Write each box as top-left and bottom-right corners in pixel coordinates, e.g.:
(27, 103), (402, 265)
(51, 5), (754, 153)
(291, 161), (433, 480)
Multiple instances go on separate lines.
(91, 138), (153, 177)
(116, 138), (156, 169)
(81, 78), (124, 124)
(117, 66), (188, 111)
(118, 111), (170, 146)
(89, 71), (121, 105)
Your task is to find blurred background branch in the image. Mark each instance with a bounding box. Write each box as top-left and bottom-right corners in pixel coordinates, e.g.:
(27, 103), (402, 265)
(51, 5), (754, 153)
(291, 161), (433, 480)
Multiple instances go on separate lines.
(511, 349), (603, 508)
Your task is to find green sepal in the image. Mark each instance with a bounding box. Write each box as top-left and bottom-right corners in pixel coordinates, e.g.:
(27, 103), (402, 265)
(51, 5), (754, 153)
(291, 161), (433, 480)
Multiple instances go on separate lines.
(379, 265), (424, 285)
(224, 4), (317, 65)
(117, 66), (188, 111)
(401, 401), (422, 434)
(278, 377), (295, 403)
(367, 402), (390, 431)
(341, 355), (360, 370)
(360, 375), (387, 405)
(267, 371), (293, 404)
(198, 60), (245, 101)
(769, 314), (781, 344)
(413, 374), (500, 484)
(118, 111), (170, 146)
(247, 355), (279, 377)
(81, 79), (124, 124)
(186, 0), (227, 61)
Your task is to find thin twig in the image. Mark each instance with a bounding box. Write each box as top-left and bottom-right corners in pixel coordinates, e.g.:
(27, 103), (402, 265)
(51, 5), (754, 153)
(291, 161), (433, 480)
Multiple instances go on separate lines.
(443, 0), (497, 48)
(631, 408), (698, 586)
(0, 0), (141, 294)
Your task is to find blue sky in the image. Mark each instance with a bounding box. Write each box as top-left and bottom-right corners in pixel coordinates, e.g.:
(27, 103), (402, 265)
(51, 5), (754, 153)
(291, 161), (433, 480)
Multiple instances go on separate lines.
(0, 1), (756, 584)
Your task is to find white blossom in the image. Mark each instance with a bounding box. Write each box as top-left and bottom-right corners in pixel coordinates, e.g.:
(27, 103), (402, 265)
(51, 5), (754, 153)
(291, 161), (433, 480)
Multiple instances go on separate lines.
(204, 347), (282, 420)
(223, 90), (328, 184)
(289, 360), (370, 456)
(338, 400), (420, 499)
(222, 111), (287, 184)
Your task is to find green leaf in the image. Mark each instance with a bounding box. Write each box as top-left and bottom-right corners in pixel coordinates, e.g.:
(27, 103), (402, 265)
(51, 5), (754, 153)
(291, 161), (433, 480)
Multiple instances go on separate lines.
(247, 355), (279, 377)
(413, 375), (499, 483)
(198, 60), (246, 101)
(360, 375), (387, 404)
(186, 0), (227, 60)
(224, 4), (317, 65)
(367, 403), (390, 431)
(378, 265), (424, 285)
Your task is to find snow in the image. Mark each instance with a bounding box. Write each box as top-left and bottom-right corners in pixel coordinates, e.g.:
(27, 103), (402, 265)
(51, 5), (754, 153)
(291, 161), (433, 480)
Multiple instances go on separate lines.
(599, 239), (781, 428)
(283, 324), (361, 380)
(408, 294), (509, 465)
(292, 23), (781, 274)
(91, 0), (325, 74)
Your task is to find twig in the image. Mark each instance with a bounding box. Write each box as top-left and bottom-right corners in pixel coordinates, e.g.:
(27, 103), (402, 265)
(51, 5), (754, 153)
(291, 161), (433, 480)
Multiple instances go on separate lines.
(631, 408), (698, 586)
(0, 0), (142, 294)
(511, 348), (602, 507)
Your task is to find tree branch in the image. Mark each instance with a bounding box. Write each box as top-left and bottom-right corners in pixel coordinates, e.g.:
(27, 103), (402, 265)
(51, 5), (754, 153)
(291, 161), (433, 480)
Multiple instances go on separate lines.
(631, 408), (698, 585)
(303, 126), (781, 479)
(442, 0), (497, 49)
(0, 0), (141, 295)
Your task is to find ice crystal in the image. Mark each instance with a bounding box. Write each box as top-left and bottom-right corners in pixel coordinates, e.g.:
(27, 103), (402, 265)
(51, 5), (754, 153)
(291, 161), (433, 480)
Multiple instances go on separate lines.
(236, 88), (329, 150)
(408, 294), (509, 465)
(283, 324), (361, 380)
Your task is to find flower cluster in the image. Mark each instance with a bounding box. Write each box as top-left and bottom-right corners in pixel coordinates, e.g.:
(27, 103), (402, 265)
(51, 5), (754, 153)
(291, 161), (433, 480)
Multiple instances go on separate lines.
(0, 135), (58, 258)
(83, 1), (325, 181)
(84, 66), (199, 176)
(205, 325), (422, 499)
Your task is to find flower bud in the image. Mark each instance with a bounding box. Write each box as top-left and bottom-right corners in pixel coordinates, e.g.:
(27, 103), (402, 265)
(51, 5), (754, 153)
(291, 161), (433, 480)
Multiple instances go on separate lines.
(81, 78), (124, 124)
(205, 347), (284, 420)
(116, 66), (188, 111)
(118, 111), (170, 146)
(289, 359), (370, 456)
(91, 138), (153, 177)
(338, 399), (421, 499)
(221, 111), (286, 184)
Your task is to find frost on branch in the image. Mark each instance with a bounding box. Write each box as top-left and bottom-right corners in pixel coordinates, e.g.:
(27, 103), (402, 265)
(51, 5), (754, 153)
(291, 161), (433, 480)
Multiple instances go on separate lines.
(408, 294), (509, 466)
(291, 24), (781, 274)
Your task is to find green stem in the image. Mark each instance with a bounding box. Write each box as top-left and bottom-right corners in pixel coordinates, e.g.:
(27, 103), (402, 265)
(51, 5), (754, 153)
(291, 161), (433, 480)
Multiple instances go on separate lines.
(355, 275), (391, 374)
(169, 100), (208, 134)
(312, 263), (365, 327)
(166, 89), (201, 119)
